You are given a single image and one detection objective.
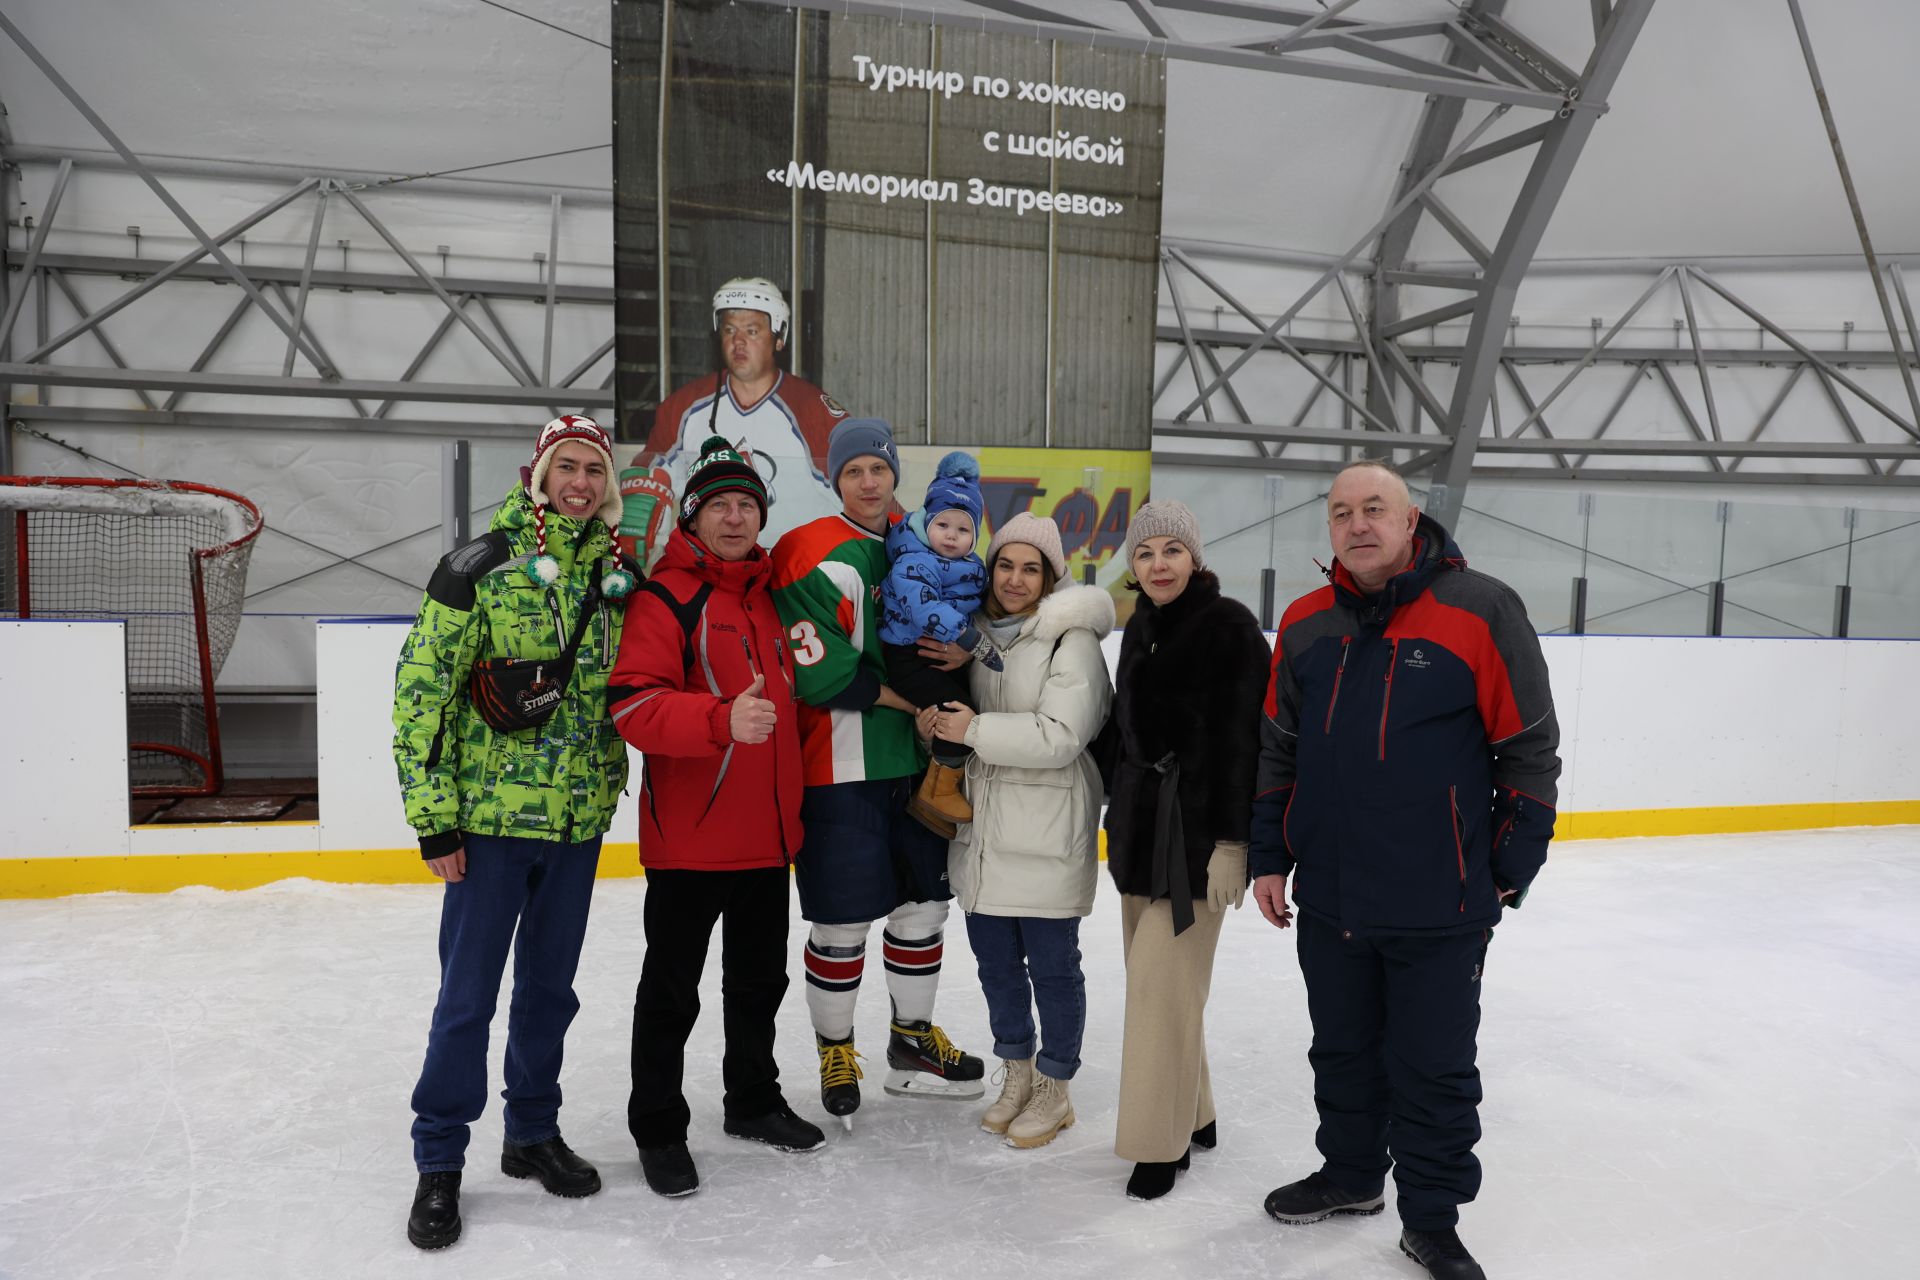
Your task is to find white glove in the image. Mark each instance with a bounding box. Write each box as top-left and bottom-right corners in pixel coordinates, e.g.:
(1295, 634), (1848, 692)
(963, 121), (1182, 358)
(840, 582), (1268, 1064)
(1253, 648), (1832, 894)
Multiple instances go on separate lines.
(1206, 841), (1248, 913)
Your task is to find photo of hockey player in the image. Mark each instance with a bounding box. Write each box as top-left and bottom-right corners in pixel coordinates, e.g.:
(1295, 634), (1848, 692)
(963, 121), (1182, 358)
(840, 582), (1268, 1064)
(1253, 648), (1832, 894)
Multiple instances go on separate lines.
(643, 277), (850, 550)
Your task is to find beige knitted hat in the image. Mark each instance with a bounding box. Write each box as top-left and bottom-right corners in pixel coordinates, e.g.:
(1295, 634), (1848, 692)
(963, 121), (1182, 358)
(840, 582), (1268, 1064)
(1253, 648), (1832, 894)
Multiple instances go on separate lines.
(1123, 499), (1206, 569)
(986, 511), (1067, 578)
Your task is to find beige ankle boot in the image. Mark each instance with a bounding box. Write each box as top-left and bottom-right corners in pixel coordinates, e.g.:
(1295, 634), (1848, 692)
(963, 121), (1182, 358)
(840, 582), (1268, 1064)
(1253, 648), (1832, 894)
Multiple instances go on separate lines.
(979, 1058), (1034, 1135)
(1006, 1073), (1074, 1149)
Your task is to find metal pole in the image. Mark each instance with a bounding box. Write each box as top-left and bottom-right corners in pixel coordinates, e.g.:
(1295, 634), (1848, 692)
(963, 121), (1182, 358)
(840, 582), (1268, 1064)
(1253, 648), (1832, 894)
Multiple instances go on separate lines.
(543, 193), (562, 386)
(0, 157), (71, 349)
(1259, 567), (1277, 630)
(442, 440), (472, 553)
(1831, 584), (1851, 639)
(1569, 577), (1589, 635)
(284, 181), (331, 377)
(1786, 0), (1920, 434)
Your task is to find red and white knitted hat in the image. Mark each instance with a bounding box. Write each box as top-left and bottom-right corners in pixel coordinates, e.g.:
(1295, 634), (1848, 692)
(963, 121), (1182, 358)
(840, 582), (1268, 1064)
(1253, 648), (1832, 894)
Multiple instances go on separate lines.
(525, 414), (624, 532)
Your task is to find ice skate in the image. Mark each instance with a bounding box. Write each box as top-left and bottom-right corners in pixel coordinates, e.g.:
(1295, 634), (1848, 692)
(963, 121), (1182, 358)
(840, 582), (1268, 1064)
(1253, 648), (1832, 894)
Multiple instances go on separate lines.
(883, 1016), (985, 1100)
(817, 1032), (863, 1132)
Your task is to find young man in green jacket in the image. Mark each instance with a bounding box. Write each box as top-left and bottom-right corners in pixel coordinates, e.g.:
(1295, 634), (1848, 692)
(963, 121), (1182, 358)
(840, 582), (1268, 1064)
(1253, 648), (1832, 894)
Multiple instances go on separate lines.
(392, 415), (638, 1250)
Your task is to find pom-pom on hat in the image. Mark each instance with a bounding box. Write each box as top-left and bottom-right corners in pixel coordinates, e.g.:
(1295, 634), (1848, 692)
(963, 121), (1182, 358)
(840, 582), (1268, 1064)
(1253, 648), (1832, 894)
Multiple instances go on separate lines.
(826, 417), (900, 490)
(986, 511), (1068, 579)
(678, 435), (770, 532)
(1123, 499), (1206, 570)
(911, 450), (983, 544)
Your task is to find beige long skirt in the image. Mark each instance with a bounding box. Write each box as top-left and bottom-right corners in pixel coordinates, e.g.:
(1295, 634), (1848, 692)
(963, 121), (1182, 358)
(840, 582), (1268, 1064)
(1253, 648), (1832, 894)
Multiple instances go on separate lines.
(1113, 892), (1227, 1163)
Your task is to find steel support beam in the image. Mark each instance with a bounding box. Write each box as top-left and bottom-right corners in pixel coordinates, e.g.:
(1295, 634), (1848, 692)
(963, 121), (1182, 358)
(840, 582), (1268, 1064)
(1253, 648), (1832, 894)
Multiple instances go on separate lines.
(0, 157), (70, 349)
(1426, 0), (1658, 528)
(0, 362), (613, 408)
(1153, 453), (1920, 488)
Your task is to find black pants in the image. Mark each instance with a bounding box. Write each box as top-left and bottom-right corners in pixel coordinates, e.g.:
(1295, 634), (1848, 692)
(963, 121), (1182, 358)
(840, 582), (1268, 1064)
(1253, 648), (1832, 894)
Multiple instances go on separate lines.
(882, 641), (973, 766)
(627, 866), (792, 1148)
(1296, 910), (1490, 1231)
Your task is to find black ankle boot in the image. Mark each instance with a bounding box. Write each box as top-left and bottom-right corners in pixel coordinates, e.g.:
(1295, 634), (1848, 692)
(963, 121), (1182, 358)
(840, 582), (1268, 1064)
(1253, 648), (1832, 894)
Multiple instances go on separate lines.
(1190, 1120), (1218, 1150)
(1125, 1148), (1191, 1201)
(406, 1170), (462, 1250)
(501, 1135), (601, 1197)
(639, 1141), (700, 1198)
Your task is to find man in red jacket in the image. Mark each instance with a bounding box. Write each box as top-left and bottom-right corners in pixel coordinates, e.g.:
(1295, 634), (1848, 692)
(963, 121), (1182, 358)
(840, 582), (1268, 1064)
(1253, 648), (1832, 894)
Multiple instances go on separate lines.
(608, 435), (820, 1199)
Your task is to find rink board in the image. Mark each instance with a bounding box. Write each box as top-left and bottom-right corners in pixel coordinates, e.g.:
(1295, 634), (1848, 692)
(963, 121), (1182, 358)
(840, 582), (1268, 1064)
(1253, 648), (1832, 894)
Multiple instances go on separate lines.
(1, 620), (1915, 895)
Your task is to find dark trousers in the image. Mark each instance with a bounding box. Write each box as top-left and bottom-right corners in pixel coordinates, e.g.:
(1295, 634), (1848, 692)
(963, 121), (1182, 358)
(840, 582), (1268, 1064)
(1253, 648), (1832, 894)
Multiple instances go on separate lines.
(1296, 910), (1490, 1230)
(411, 832), (602, 1172)
(628, 865), (792, 1148)
(883, 641), (973, 766)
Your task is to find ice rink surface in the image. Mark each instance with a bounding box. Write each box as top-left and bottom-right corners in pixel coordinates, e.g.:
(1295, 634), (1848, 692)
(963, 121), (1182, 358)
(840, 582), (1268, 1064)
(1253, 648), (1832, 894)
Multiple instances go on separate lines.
(3, 826), (1917, 1280)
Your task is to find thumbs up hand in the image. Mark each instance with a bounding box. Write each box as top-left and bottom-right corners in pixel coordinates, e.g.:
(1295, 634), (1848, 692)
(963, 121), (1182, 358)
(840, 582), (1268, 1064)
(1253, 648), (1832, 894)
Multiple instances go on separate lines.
(730, 673), (777, 744)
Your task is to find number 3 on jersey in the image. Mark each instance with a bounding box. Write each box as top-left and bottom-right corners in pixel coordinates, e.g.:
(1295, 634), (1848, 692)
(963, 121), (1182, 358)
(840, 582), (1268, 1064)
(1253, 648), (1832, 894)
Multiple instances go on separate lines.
(788, 619), (826, 666)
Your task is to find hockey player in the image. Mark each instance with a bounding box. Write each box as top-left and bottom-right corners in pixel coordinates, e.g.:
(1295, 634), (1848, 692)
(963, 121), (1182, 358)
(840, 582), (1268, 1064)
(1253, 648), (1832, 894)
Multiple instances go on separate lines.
(771, 417), (986, 1128)
(645, 277), (849, 545)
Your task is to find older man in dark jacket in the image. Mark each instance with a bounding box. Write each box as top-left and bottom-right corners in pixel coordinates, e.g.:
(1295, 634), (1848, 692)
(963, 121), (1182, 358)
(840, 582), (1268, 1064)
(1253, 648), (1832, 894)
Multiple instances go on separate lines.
(1249, 459), (1560, 1280)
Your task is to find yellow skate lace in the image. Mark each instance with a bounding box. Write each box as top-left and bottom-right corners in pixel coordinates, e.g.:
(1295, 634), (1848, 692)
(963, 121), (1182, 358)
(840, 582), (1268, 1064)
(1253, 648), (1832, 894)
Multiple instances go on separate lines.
(818, 1041), (864, 1088)
(892, 1021), (964, 1067)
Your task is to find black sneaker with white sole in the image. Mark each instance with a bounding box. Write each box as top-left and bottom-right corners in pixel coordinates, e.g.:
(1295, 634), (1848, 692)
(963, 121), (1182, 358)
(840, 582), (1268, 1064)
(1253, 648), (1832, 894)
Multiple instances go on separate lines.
(1399, 1227), (1487, 1280)
(724, 1102), (826, 1153)
(1262, 1171), (1386, 1224)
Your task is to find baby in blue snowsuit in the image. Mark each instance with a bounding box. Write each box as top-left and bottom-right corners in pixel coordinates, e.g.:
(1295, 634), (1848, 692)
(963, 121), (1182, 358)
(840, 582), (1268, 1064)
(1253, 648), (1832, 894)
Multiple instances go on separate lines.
(881, 451), (1000, 801)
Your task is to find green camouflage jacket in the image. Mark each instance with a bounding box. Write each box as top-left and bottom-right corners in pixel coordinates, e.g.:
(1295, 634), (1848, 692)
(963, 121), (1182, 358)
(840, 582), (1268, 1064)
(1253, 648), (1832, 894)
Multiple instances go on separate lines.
(392, 484), (630, 855)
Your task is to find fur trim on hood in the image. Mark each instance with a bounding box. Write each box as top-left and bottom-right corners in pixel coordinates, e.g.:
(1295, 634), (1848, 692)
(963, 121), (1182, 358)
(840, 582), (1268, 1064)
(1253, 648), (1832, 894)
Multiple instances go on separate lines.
(1028, 582), (1117, 644)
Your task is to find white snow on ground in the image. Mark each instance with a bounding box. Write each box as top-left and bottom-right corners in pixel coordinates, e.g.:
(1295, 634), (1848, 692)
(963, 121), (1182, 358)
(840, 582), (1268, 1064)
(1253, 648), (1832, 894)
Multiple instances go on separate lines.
(2, 826), (1917, 1279)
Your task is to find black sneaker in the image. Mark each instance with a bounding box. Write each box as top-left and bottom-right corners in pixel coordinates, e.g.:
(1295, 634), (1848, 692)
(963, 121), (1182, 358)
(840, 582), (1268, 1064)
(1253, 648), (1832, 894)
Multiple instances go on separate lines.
(1400, 1227), (1487, 1280)
(725, 1102), (826, 1153)
(500, 1135), (601, 1198)
(638, 1141), (700, 1198)
(1262, 1171), (1386, 1224)
(406, 1170), (462, 1250)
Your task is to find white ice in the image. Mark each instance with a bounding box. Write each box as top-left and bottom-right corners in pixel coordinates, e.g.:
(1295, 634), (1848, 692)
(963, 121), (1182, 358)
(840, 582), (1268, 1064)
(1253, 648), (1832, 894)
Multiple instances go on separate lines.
(3, 826), (1918, 1280)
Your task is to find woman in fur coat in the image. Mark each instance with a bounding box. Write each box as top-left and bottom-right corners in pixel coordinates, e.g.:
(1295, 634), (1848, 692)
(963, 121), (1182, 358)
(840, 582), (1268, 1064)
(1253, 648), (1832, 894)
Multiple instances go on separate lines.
(1102, 500), (1273, 1201)
(925, 513), (1114, 1151)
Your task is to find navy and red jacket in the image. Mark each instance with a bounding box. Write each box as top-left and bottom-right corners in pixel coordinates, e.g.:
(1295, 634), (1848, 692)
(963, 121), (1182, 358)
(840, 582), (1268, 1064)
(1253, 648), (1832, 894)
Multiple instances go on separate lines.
(1249, 514), (1560, 935)
(607, 527), (803, 870)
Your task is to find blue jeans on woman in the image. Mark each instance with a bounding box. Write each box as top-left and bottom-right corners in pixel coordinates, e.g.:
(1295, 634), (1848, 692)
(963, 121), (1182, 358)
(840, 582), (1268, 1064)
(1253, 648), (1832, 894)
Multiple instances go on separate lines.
(963, 913), (1085, 1081)
(410, 832), (602, 1172)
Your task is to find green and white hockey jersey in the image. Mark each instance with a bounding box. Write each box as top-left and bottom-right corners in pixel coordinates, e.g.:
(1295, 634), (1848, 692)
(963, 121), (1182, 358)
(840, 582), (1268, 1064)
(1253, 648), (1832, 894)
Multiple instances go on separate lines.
(771, 513), (921, 786)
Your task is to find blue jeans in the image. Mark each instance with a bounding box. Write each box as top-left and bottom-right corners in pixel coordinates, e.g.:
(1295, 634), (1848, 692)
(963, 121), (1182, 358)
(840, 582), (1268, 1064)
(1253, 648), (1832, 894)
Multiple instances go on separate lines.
(963, 913), (1085, 1081)
(410, 832), (602, 1172)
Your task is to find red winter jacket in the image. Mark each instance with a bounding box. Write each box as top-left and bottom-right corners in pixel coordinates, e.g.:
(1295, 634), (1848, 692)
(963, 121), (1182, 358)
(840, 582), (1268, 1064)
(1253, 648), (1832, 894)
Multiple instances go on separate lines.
(607, 528), (803, 870)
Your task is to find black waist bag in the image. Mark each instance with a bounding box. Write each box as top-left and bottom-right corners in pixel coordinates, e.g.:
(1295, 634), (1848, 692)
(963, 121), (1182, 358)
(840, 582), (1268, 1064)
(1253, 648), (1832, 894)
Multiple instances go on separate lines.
(469, 583), (602, 733)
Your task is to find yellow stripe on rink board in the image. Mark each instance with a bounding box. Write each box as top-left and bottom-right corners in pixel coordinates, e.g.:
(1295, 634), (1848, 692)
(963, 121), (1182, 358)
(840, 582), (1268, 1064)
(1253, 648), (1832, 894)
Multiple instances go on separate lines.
(0, 843), (648, 900)
(1556, 800), (1920, 842)
(3, 807), (1915, 898)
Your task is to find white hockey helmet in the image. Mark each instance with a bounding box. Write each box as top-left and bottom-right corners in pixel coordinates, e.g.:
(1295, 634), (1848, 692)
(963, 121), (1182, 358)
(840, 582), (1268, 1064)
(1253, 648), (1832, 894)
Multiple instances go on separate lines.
(712, 276), (790, 342)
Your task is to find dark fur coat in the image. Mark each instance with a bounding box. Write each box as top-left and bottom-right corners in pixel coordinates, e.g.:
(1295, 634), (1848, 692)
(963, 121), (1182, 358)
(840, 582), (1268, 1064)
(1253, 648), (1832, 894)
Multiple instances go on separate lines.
(1100, 571), (1274, 899)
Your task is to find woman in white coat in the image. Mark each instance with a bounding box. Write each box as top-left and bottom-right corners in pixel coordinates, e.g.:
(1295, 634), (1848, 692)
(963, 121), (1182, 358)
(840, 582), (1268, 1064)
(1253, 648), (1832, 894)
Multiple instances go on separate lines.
(926, 512), (1114, 1149)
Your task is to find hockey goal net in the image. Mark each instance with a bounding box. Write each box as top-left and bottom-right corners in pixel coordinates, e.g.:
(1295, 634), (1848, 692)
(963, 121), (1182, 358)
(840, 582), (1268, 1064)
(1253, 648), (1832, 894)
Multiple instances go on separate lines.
(0, 476), (264, 796)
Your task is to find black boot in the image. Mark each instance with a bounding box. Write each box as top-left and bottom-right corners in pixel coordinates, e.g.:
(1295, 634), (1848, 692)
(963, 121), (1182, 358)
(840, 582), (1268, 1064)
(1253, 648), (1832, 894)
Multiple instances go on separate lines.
(1124, 1148), (1191, 1201)
(1399, 1227), (1487, 1280)
(406, 1170), (462, 1250)
(1190, 1120), (1218, 1151)
(725, 1100), (827, 1152)
(638, 1141), (700, 1198)
(1263, 1171), (1386, 1224)
(500, 1135), (602, 1198)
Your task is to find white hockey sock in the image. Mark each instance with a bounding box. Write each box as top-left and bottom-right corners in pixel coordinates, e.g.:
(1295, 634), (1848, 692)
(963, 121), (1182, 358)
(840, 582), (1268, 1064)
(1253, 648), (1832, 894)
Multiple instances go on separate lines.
(804, 922), (869, 1041)
(883, 899), (949, 1026)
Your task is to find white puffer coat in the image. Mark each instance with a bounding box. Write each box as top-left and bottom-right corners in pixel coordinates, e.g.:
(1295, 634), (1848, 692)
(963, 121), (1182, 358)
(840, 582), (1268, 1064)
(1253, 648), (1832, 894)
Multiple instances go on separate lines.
(949, 584), (1116, 919)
